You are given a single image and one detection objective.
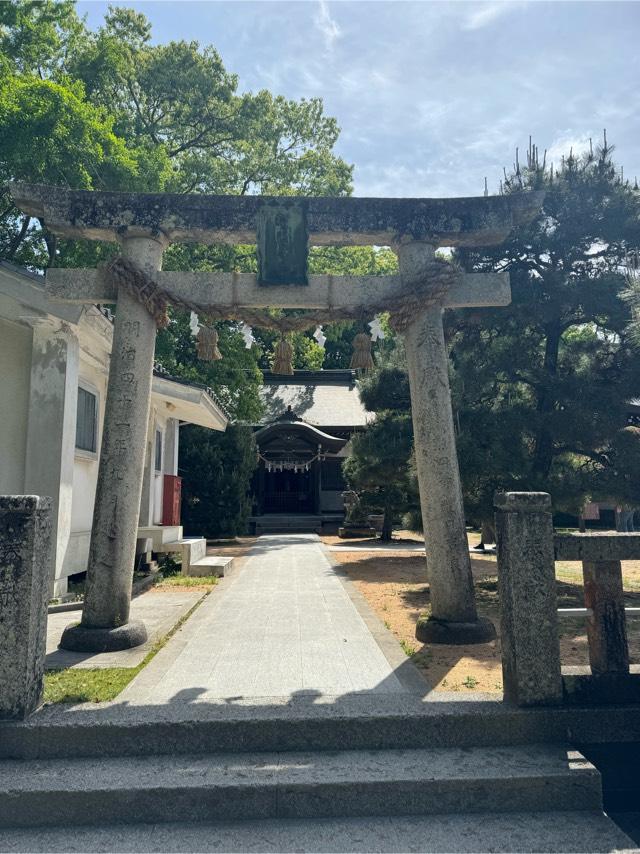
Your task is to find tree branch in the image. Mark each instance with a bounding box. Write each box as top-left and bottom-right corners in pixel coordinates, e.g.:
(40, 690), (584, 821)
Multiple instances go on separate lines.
(4, 215), (31, 261)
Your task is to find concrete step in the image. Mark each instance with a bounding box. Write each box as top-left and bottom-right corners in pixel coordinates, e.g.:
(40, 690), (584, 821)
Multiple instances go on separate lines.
(255, 519), (323, 533)
(0, 745), (602, 829)
(4, 696), (640, 761)
(187, 555), (235, 578)
(137, 526), (183, 550)
(0, 811), (634, 852)
(184, 537), (207, 565)
(159, 537), (208, 572)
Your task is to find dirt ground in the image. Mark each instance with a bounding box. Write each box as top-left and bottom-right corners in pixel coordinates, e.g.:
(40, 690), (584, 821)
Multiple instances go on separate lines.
(206, 537), (257, 558)
(323, 531), (640, 694)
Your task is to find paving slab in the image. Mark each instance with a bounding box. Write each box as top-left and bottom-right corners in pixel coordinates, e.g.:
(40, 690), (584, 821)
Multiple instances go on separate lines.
(45, 589), (206, 670)
(120, 534), (429, 704)
(0, 812), (635, 853)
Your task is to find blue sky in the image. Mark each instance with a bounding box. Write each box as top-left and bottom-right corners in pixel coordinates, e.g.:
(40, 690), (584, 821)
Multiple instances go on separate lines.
(77, 1), (640, 198)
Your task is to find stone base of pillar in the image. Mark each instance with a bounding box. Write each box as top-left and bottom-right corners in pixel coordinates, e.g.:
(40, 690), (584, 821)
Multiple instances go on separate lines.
(416, 615), (496, 645)
(59, 620), (148, 652)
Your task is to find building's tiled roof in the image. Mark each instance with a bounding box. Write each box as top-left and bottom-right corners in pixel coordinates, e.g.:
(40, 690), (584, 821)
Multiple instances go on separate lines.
(258, 370), (372, 427)
(153, 363), (231, 421)
(0, 260), (44, 281)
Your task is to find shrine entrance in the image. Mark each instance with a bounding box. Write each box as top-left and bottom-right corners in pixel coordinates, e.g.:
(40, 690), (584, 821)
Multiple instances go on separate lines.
(254, 406), (346, 517)
(10, 182), (543, 653)
(263, 468), (314, 514)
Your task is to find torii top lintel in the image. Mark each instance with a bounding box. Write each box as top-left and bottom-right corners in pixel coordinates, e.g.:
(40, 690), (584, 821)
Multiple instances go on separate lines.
(10, 183), (543, 249)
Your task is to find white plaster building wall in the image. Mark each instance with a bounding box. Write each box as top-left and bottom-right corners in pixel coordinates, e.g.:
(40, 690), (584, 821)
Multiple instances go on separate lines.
(164, 418), (179, 477)
(139, 406), (171, 528)
(150, 409), (176, 525)
(0, 317), (31, 494)
(153, 413), (165, 525)
(65, 356), (108, 581)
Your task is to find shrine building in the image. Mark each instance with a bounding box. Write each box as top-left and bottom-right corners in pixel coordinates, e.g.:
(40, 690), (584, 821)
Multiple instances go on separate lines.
(250, 370), (372, 534)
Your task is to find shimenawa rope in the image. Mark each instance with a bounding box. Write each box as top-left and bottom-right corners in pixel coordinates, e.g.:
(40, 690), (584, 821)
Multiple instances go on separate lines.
(104, 255), (459, 335)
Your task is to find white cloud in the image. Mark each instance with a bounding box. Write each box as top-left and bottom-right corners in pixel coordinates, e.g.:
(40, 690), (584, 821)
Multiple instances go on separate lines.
(314, 0), (341, 50)
(353, 162), (467, 199)
(463, 1), (524, 31)
(546, 132), (594, 166)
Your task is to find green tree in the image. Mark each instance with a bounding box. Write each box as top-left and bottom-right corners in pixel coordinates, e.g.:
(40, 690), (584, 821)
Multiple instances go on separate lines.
(179, 424), (257, 538)
(451, 136), (640, 528)
(0, 0), (84, 77)
(0, 2), (359, 535)
(0, 68), (171, 266)
(343, 410), (415, 541)
(343, 356), (417, 540)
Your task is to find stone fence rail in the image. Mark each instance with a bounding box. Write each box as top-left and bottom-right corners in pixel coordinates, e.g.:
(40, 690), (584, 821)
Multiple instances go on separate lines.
(494, 492), (640, 708)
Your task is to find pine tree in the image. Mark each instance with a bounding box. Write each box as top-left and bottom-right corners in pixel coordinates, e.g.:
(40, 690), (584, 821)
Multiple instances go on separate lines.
(343, 352), (417, 541)
(451, 135), (640, 527)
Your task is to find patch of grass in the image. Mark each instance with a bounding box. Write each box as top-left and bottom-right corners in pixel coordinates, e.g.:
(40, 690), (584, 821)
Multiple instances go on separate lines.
(417, 605), (432, 621)
(400, 639), (417, 657)
(156, 574), (219, 588)
(462, 675), (478, 689)
(43, 591), (210, 704)
(44, 668), (137, 704)
(383, 619), (391, 630)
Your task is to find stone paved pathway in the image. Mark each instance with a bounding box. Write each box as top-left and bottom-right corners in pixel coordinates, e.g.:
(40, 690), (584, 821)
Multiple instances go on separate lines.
(121, 534), (425, 704)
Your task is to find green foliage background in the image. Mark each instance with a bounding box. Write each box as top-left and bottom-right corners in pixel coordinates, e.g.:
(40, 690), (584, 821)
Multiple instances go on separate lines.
(0, 1), (392, 534)
(180, 424), (257, 539)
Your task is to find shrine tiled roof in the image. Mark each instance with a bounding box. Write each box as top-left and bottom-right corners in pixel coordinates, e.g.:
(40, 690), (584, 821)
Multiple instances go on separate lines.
(258, 370), (373, 428)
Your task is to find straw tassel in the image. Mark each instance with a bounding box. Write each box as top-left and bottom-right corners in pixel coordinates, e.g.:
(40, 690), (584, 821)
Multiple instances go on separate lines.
(272, 336), (294, 375)
(196, 326), (222, 361)
(350, 331), (374, 372)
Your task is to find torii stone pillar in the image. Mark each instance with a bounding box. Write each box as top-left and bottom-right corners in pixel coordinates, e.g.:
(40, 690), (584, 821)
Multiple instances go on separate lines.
(61, 235), (167, 651)
(399, 242), (495, 644)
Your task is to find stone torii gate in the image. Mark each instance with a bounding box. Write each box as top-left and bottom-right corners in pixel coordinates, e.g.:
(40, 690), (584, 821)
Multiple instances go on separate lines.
(11, 184), (542, 651)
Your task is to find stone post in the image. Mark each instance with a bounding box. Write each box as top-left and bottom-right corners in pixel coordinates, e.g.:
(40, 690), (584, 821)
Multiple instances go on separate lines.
(61, 235), (166, 652)
(399, 241), (495, 644)
(494, 492), (562, 706)
(0, 496), (52, 719)
(583, 560), (629, 675)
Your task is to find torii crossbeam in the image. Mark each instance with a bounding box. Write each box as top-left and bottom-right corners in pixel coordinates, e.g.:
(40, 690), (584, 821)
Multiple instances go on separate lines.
(12, 183), (543, 651)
